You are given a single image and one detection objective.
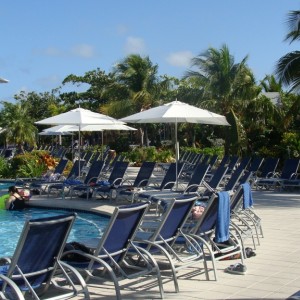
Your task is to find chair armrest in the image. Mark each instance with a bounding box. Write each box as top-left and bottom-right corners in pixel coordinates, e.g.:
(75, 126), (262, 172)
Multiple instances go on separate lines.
(0, 274), (25, 300)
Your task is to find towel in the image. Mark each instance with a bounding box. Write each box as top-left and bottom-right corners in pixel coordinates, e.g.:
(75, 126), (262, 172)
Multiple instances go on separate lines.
(242, 183), (253, 209)
(215, 191), (230, 243)
(64, 179), (82, 185)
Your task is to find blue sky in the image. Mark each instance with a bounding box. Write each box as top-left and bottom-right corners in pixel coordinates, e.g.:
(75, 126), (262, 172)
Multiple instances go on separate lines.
(0, 0), (298, 102)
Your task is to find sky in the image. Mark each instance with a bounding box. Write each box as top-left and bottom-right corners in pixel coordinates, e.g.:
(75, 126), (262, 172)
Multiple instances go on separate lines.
(0, 0), (299, 103)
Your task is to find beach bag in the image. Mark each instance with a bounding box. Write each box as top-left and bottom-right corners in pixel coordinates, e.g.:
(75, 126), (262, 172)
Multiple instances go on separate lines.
(63, 241), (94, 262)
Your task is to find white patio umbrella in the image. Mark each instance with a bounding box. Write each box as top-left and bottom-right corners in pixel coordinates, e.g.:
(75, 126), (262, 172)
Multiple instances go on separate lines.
(35, 108), (125, 174)
(0, 77), (9, 83)
(41, 123), (136, 159)
(120, 100), (230, 186)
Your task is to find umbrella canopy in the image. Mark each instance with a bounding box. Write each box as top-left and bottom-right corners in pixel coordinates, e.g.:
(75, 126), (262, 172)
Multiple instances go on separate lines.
(39, 131), (73, 136)
(120, 100), (229, 125)
(120, 100), (229, 187)
(35, 108), (125, 126)
(36, 108), (125, 174)
(0, 78), (9, 83)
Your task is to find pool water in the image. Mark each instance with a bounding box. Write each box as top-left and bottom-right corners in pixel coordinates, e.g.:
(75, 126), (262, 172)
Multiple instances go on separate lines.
(0, 182), (16, 192)
(0, 207), (110, 256)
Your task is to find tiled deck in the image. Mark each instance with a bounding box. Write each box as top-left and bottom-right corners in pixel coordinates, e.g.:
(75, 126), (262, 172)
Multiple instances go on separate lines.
(30, 189), (300, 300)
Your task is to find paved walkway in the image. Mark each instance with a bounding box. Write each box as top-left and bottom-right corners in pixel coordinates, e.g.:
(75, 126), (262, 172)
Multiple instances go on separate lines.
(30, 189), (300, 299)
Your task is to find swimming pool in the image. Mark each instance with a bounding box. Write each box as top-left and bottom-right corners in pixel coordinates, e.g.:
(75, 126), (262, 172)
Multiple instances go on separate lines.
(0, 207), (110, 257)
(0, 181), (16, 192)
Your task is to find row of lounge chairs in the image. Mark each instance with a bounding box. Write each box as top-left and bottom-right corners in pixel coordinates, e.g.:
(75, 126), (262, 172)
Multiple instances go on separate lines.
(0, 176), (262, 299)
(0, 155), (266, 299)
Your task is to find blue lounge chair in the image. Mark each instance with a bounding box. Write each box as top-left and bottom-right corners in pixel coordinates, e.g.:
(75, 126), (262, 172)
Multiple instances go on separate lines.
(254, 157), (279, 189)
(230, 183), (262, 249)
(92, 161), (129, 199)
(0, 214), (89, 300)
(187, 191), (244, 279)
(69, 160), (105, 199)
(27, 158), (69, 194)
(47, 159), (86, 197)
(147, 163), (211, 214)
(117, 161), (156, 202)
(256, 158), (300, 190)
(134, 194), (211, 293)
(135, 162), (184, 202)
(62, 202), (164, 300)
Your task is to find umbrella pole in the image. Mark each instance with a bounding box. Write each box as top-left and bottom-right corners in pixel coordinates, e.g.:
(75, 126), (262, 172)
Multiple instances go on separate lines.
(78, 125), (81, 176)
(101, 131), (104, 160)
(175, 120), (179, 189)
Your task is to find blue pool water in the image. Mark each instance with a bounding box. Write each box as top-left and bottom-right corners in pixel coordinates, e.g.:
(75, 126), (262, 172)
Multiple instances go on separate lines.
(0, 207), (110, 256)
(0, 182), (16, 192)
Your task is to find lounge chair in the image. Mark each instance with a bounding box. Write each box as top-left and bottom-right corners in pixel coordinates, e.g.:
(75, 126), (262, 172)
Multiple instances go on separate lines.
(27, 158), (69, 194)
(69, 160), (105, 199)
(134, 162), (185, 202)
(146, 163), (211, 214)
(47, 159), (86, 197)
(256, 158), (300, 190)
(254, 157), (279, 189)
(117, 161), (156, 203)
(62, 202), (164, 300)
(187, 191), (245, 279)
(241, 156), (264, 186)
(0, 213), (89, 300)
(134, 194), (212, 293)
(92, 161), (129, 200)
(230, 182), (262, 249)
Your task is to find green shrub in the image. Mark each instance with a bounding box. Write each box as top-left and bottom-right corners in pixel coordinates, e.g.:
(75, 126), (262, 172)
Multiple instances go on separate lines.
(123, 147), (175, 164)
(0, 157), (12, 178)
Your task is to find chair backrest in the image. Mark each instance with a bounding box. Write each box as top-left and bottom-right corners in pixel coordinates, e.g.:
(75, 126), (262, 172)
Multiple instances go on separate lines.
(259, 157), (279, 178)
(238, 157), (251, 170)
(54, 158), (69, 174)
(230, 184), (244, 213)
(83, 151), (93, 164)
(207, 165), (229, 190)
(281, 158), (300, 179)
(190, 193), (219, 235)
(248, 157), (264, 174)
(151, 195), (198, 242)
(108, 161), (129, 183)
(67, 160), (86, 179)
(84, 160), (105, 184)
(185, 163), (210, 193)
(227, 155), (240, 172)
(7, 214), (76, 287)
(133, 161), (156, 188)
(159, 162), (184, 189)
(95, 202), (150, 261)
(218, 155), (230, 168)
(208, 155), (219, 169)
(224, 164), (245, 191)
(201, 155), (211, 166)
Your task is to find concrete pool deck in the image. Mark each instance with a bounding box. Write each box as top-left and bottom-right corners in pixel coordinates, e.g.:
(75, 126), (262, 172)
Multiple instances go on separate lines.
(28, 189), (300, 300)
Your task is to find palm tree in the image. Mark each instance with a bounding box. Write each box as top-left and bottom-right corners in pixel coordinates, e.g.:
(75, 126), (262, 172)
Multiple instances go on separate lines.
(260, 75), (282, 92)
(275, 10), (300, 92)
(185, 44), (260, 154)
(102, 54), (168, 146)
(0, 101), (37, 148)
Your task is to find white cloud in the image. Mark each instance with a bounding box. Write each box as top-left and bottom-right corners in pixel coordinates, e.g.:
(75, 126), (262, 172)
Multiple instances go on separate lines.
(71, 44), (96, 58)
(116, 24), (129, 35)
(166, 51), (194, 67)
(124, 37), (146, 54)
(44, 47), (62, 56)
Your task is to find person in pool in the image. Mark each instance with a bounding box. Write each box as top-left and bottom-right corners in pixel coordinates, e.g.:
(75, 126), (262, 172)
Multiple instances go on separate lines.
(5, 186), (26, 210)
